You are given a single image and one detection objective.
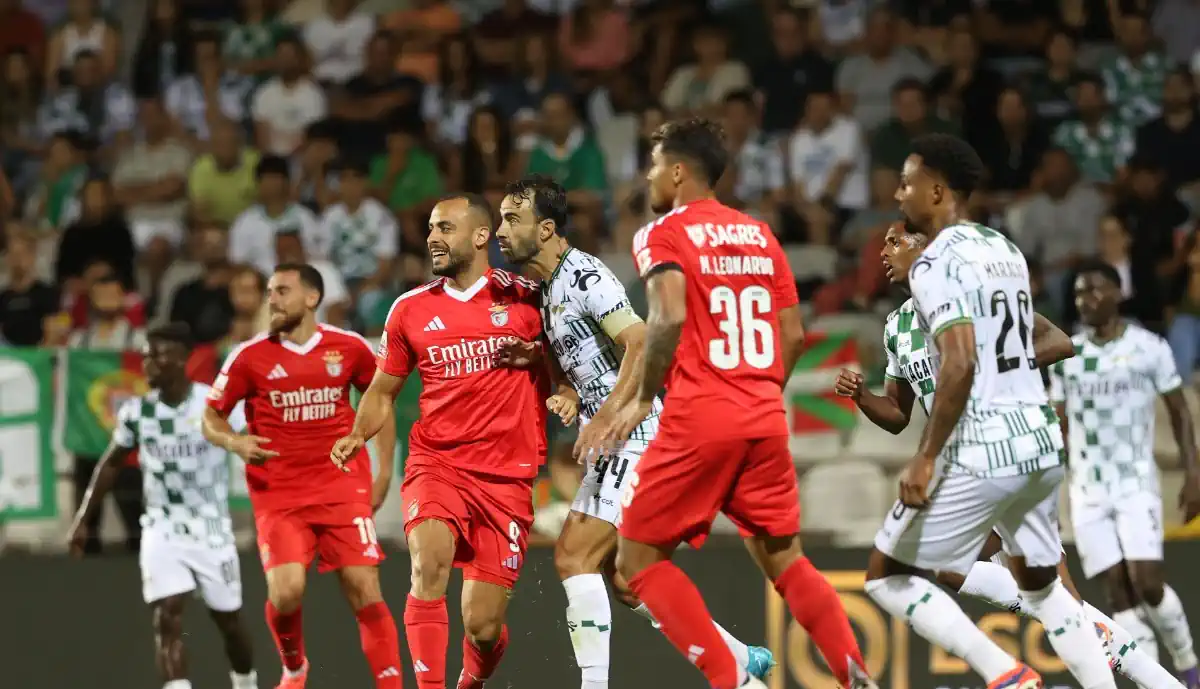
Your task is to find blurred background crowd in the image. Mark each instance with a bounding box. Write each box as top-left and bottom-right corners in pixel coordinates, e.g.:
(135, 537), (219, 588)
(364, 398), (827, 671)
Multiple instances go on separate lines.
(4, 0), (1200, 549)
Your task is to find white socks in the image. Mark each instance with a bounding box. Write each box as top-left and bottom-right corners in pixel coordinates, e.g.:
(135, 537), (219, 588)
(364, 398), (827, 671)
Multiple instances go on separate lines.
(564, 574), (613, 689)
(1085, 604), (1184, 689)
(632, 601), (752, 671)
(1144, 586), (1199, 672)
(865, 575), (1016, 682)
(1020, 581), (1116, 689)
(961, 560), (1024, 612)
(163, 681), (192, 689)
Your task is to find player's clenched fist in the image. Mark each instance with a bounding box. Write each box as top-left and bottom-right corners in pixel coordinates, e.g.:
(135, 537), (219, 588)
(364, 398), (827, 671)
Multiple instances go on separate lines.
(547, 394), (578, 426)
(229, 434), (279, 465)
(834, 368), (864, 401)
(330, 434), (365, 473)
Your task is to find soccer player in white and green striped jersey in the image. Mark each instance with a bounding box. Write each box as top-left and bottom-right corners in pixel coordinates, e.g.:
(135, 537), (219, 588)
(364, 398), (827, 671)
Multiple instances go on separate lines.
(1051, 260), (1200, 688)
(839, 223), (1186, 689)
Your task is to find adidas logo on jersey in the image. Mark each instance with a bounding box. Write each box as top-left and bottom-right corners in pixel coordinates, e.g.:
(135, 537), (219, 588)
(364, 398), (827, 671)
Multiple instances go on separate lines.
(267, 364), (288, 380)
(423, 316), (447, 332)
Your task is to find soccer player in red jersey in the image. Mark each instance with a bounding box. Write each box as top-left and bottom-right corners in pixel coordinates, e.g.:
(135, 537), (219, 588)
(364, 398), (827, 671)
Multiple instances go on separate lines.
(591, 118), (875, 689)
(331, 194), (569, 689)
(201, 263), (403, 689)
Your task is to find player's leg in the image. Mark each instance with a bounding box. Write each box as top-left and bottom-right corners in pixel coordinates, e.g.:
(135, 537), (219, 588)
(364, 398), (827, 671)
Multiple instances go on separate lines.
(458, 579), (514, 689)
(141, 532), (201, 688)
(189, 544), (257, 689)
(555, 507), (618, 689)
(256, 509), (317, 685)
(998, 467), (1116, 689)
(152, 595), (192, 689)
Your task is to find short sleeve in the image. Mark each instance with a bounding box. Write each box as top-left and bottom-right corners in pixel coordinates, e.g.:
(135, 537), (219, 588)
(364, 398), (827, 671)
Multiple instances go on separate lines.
(632, 210), (685, 279)
(208, 345), (254, 416)
(226, 401), (248, 433)
(581, 264), (642, 340)
(1153, 336), (1184, 394)
(300, 208), (330, 259)
(250, 84), (269, 120)
(883, 314), (902, 381)
(111, 399), (139, 448)
(322, 265), (350, 305)
(227, 213), (253, 264)
(351, 334), (378, 391)
(908, 252), (976, 338)
(832, 119), (862, 162)
(377, 303), (416, 379)
(1048, 360), (1066, 404)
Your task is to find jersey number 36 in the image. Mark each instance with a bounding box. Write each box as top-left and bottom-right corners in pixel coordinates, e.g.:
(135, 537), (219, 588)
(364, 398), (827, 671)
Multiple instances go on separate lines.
(709, 286), (774, 370)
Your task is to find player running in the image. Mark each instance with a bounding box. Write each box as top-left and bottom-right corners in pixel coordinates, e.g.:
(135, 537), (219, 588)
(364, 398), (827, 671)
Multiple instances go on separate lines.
(69, 323), (258, 689)
(201, 263), (402, 689)
(1051, 260), (1200, 687)
(860, 133), (1115, 689)
(838, 223), (1186, 689)
(332, 194), (560, 689)
(582, 117), (870, 689)
(492, 174), (775, 689)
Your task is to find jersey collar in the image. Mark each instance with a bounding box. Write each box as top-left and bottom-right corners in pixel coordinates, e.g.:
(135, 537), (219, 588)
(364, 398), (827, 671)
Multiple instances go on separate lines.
(443, 273), (489, 303)
(547, 247), (573, 287)
(279, 330), (323, 355)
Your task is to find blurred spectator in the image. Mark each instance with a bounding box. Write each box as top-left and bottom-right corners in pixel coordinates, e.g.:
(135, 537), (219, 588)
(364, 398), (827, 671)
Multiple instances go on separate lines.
(56, 176), (135, 290)
(303, 0), (374, 87)
(787, 89), (867, 246)
(1110, 154), (1193, 277)
(186, 263), (266, 383)
(251, 35), (327, 156)
(293, 119), (338, 211)
(0, 0), (47, 70)
(973, 0), (1056, 57)
(976, 86), (1049, 202)
(811, 168), (897, 315)
(423, 34), (493, 149)
(557, 0), (631, 74)
(1168, 232), (1200, 379)
(1052, 73), (1134, 185)
(719, 90), (785, 225)
(661, 22), (749, 117)
(1102, 12), (1168, 127)
(187, 117), (260, 225)
(1096, 213), (1162, 328)
(472, 0), (555, 74)
(62, 256), (146, 330)
(37, 50), (136, 149)
(813, 0), (869, 56)
(839, 166), (900, 255)
(449, 105), (521, 199)
(221, 0), (284, 81)
(23, 130), (88, 231)
(133, 0), (195, 99)
(322, 159), (398, 319)
(525, 92), (607, 246)
(490, 32), (571, 125)
(752, 6), (834, 135)
(45, 0), (119, 90)
(1010, 147), (1106, 311)
(169, 223), (233, 342)
(835, 7), (931, 132)
(929, 28), (1003, 151)
(1135, 68), (1200, 194)
(589, 71), (645, 185)
(1023, 29), (1082, 130)
(608, 102), (664, 244)
(0, 227), (59, 345)
(165, 30), (254, 144)
(274, 228), (348, 325)
(111, 98), (193, 253)
(1151, 0), (1200, 66)
(869, 78), (956, 171)
(1, 49), (46, 197)
(229, 154), (324, 275)
(383, 0), (462, 85)
(331, 29), (424, 159)
(369, 118), (443, 248)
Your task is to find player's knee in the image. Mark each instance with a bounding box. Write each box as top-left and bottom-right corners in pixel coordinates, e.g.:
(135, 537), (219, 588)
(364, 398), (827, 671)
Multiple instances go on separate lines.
(210, 609), (244, 636)
(152, 600), (185, 639)
(554, 537), (605, 581)
(461, 603), (504, 644)
(936, 570), (967, 592)
(267, 578), (306, 613)
(1132, 570), (1166, 606)
(410, 550), (452, 598)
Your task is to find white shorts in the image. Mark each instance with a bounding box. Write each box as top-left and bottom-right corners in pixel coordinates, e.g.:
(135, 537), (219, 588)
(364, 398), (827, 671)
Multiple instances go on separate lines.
(875, 465), (1066, 575)
(1071, 489), (1164, 579)
(139, 530), (242, 611)
(571, 443), (646, 525)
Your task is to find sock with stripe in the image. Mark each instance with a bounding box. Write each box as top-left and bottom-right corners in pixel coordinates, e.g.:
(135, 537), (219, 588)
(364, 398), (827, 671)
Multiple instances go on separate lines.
(356, 601), (404, 688)
(404, 594), (448, 689)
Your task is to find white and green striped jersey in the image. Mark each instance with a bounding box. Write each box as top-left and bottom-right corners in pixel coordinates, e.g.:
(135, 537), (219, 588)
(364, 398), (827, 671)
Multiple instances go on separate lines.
(908, 222), (1063, 478)
(884, 299), (936, 414)
(1048, 324), (1180, 500)
(113, 384), (245, 548)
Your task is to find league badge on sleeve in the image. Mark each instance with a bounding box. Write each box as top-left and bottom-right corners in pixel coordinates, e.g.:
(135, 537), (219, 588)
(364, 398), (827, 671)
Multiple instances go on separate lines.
(323, 350), (343, 377)
(489, 304), (509, 327)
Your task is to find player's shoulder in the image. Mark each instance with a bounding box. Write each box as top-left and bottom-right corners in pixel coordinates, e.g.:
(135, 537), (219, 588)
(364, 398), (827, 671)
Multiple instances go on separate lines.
(230, 204), (264, 230)
(884, 298), (915, 328)
(381, 278), (446, 326)
(1125, 322), (1172, 352)
(489, 268), (540, 302)
(116, 392), (149, 420)
(319, 202), (348, 222)
(317, 323), (375, 352)
(220, 331), (273, 372)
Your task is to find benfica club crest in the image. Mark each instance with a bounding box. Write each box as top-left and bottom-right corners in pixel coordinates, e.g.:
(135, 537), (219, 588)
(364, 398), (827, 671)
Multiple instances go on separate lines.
(489, 303), (509, 327)
(323, 350), (343, 377)
(685, 224), (706, 248)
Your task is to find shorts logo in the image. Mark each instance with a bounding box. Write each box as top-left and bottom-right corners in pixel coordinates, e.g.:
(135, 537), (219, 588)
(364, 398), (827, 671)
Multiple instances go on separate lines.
(489, 303), (509, 327)
(501, 554), (520, 571)
(323, 350), (343, 377)
(259, 543), (270, 565)
(407, 500), (419, 522)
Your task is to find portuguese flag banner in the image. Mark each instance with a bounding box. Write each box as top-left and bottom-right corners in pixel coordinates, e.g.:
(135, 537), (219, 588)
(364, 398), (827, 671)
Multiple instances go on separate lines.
(63, 350), (148, 457)
(785, 333), (859, 436)
(0, 348), (57, 519)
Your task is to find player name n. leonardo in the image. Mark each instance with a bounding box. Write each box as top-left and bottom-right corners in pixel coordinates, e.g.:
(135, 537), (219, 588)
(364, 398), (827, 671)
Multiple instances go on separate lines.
(699, 254), (776, 276)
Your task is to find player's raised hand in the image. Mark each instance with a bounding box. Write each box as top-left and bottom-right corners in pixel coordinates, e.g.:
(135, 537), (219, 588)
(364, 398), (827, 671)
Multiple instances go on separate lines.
(230, 434), (280, 465)
(604, 399), (653, 452)
(66, 522), (88, 558)
(330, 434), (365, 473)
(1180, 473), (1200, 523)
(898, 455), (935, 508)
(834, 369), (864, 401)
(573, 408), (612, 463)
(547, 394), (578, 426)
(495, 337), (541, 369)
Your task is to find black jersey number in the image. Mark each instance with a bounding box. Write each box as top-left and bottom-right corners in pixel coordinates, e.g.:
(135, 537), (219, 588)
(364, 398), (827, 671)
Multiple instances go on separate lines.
(990, 289), (1036, 373)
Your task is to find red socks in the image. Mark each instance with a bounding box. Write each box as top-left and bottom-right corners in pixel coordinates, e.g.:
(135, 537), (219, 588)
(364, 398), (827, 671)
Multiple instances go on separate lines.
(775, 556), (866, 686)
(628, 561), (740, 689)
(265, 601), (306, 672)
(356, 601), (404, 688)
(457, 625), (509, 688)
(404, 594), (449, 689)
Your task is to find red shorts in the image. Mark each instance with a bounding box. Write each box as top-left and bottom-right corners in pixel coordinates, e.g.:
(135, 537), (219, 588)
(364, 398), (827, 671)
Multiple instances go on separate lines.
(255, 502), (384, 573)
(401, 460), (534, 589)
(618, 435), (800, 548)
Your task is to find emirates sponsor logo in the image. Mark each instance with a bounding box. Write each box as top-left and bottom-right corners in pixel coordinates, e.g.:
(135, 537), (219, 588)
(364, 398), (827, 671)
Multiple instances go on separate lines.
(269, 385), (344, 422)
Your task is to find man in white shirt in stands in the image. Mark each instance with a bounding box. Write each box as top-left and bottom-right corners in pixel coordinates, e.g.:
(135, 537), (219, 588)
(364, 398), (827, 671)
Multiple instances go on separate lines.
(228, 156), (326, 275)
(787, 88), (868, 245)
(251, 36), (327, 156)
(303, 0), (375, 86)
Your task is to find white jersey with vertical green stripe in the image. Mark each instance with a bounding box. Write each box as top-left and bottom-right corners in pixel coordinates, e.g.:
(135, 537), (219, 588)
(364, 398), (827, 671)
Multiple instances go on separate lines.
(907, 222), (1063, 478)
(884, 299), (937, 414)
(1048, 324), (1180, 500)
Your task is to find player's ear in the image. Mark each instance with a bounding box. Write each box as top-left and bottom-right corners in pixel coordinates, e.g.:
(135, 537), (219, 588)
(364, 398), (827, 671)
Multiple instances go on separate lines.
(539, 219), (555, 241)
(473, 224), (491, 250)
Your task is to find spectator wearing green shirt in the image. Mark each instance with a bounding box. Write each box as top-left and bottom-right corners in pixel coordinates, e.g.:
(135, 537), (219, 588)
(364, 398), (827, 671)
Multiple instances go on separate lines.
(1101, 13), (1171, 128)
(222, 0), (285, 81)
(869, 78), (958, 171)
(525, 92), (607, 249)
(1052, 73), (1135, 185)
(370, 118), (443, 250)
(24, 130), (88, 231)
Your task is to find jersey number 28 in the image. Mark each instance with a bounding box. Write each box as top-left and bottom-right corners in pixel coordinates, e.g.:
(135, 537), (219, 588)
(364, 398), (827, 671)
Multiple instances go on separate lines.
(709, 286), (774, 370)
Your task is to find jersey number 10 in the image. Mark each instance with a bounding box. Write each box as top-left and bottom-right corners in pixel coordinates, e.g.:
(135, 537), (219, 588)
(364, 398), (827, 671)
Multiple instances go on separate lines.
(709, 286), (774, 370)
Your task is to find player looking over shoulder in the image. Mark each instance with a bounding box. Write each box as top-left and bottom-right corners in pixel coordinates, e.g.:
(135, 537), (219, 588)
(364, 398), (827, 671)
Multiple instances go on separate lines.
(492, 174), (774, 689)
(837, 223), (1186, 689)
(584, 117), (871, 689)
(69, 322), (258, 689)
(331, 194), (565, 689)
(1052, 260), (1200, 687)
(201, 263), (401, 689)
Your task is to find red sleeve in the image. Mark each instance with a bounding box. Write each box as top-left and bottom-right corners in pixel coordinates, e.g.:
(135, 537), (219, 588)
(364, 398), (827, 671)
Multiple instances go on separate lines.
(772, 240), (800, 309)
(632, 212), (685, 279)
(377, 303), (416, 379)
(207, 342), (254, 416)
(351, 334), (378, 391)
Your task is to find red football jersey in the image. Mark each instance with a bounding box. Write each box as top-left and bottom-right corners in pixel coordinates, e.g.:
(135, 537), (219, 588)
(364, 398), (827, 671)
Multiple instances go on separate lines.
(207, 324), (377, 510)
(631, 198), (800, 443)
(377, 269), (547, 479)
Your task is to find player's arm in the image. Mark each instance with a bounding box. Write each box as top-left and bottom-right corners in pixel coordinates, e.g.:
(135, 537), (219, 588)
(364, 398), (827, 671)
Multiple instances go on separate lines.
(860, 377), (917, 435)
(543, 337), (580, 426)
(203, 357), (278, 464)
(1047, 361), (1069, 458)
(778, 303), (807, 380)
(67, 429), (135, 554)
(1032, 313), (1074, 368)
(636, 266), (687, 404)
(1163, 390), (1199, 476)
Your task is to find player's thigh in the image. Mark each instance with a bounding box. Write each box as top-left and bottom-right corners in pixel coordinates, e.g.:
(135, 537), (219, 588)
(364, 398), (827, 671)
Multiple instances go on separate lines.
(876, 471), (1007, 575)
(139, 532), (199, 605)
(1070, 495), (1124, 579)
(401, 462), (471, 556)
(186, 543), (243, 613)
(994, 466), (1067, 570)
(724, 436), (801, 540)
(618, 439), (741, 549)
(1113, 490), (1164, 564)
(307, 502), (386, 573)
(463, 477), (534, 589)
(254, 508), (319, 571)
